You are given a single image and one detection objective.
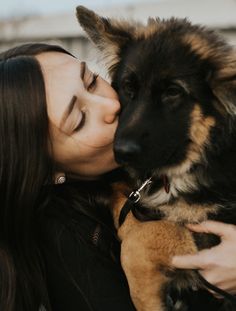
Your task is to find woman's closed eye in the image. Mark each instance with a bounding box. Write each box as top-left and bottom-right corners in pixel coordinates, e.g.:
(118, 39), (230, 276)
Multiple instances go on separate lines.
(74, 110), (86, 132)
(73, 73), (98, 132)
(72, 72), (99, 133)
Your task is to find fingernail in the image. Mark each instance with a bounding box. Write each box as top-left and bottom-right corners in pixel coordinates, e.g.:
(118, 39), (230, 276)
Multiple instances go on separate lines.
(171, 256), (179, 265)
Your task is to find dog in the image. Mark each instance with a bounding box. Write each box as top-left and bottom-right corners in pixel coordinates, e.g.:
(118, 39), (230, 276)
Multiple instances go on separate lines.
(76, 6), (236, 311)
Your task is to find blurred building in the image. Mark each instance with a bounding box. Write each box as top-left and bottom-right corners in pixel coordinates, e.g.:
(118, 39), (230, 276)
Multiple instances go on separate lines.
(0, 0), (236, 76)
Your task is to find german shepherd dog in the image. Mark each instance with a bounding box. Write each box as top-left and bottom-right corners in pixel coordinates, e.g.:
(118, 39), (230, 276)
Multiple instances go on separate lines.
(76, 6), (236, 311)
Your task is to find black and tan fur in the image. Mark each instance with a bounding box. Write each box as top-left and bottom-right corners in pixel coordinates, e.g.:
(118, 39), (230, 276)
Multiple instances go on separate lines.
(76, 6), (236, 311)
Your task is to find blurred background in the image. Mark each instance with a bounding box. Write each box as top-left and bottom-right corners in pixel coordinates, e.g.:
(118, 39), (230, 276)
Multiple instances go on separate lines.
(0, 0), (236, 77)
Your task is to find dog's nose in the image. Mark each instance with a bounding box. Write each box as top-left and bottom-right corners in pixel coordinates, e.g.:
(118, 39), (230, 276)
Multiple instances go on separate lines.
(114, 140), (141, 164)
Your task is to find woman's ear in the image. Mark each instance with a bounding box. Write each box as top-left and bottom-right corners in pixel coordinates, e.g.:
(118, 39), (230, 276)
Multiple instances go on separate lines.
(209, 55), (236, 116)
(76, 6), (138, 75)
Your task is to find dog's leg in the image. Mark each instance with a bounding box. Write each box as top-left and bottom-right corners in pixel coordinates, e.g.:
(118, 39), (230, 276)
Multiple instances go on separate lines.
(121, 240), (167, 311)
(119, 220), (197, 311)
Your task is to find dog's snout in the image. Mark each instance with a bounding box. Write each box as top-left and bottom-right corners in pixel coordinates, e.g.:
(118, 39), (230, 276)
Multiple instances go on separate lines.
(114, 140), (141, 164)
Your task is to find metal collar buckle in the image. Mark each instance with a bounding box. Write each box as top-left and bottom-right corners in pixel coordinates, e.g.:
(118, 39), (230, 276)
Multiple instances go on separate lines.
(128, 177), (153, 203)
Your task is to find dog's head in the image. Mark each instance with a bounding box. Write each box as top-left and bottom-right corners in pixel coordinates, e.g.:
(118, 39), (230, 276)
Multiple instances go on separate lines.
(76, 6), (236, 177)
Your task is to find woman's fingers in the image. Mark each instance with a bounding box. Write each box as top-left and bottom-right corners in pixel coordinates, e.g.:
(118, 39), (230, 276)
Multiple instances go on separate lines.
(171, 222), (236, 296)
(186, 220), (236, 240)
(171, 251), (208, 269)
(172, 221), (236, 269)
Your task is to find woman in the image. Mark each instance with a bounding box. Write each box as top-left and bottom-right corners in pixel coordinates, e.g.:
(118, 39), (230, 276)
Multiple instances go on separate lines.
(0, 43), (135, 311)
(0, 42), (235, 311)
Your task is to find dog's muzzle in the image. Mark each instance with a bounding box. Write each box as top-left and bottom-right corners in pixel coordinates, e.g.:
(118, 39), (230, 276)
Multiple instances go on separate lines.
(114, 139), (141, 165)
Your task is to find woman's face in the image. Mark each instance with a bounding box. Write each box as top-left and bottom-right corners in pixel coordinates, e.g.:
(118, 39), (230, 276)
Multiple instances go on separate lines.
(36, 52), (120, 179)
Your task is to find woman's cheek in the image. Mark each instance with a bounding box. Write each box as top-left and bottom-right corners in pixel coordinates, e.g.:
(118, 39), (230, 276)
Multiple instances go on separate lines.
(87, 129), (114, 148)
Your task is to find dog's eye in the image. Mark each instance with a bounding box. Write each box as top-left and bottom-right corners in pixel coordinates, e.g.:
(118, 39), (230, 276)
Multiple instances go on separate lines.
(122, 79), (135, 100)
(164, 85), (183, 98)
(123, 84), (135, 99)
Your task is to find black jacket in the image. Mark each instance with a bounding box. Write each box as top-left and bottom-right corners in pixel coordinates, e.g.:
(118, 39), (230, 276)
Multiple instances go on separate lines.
(41, 200), (136, 311)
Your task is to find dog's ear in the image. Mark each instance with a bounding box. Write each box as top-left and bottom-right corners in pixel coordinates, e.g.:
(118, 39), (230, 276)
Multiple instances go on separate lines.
(76, 6), (137, 75)
(209, 56), (236, 116)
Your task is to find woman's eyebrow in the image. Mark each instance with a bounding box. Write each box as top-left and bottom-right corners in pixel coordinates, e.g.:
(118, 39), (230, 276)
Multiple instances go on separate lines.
(59, 95), (77, 129)
(59, 62), (85, 129)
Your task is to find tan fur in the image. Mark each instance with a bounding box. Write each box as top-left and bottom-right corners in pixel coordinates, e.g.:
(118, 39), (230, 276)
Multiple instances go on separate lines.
(182, 33), (216, 61)
(101, 45), (120, 76)
(183, 32), (236, 72)
(136, 22), (161, 40)
(102, 19), (141, 74)
(161, 104), (215, 178)
(110, 18), (163, 41)
(182, 34), (236, 116)
(188, 104), (215, 162)
(110, 19), (142, 38)
(216, 55), (236, 79)
(158, 199), (218, 223)
(211, 73), (236, 116)
(120, 220), (198, 311)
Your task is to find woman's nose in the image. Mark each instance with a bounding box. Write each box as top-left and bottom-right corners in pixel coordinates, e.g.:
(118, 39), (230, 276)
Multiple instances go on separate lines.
(103, 97), (120, 124)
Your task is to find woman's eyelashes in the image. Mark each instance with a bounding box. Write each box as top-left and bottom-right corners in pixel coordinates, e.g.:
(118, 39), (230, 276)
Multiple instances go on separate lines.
(73, 73), (99, 132)
(87, 73), (99, 91)
(73, 71), (99, 133)
(74, 111), (86, 132)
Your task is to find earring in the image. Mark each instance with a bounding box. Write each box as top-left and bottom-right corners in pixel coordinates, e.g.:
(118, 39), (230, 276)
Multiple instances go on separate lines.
(55, 174), (66, 184)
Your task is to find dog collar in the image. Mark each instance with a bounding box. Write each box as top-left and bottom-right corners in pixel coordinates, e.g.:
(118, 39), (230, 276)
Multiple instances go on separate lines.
(119, 177), (152, 226)
(128, 177), (153, 203)
(118, 175), (170, 226)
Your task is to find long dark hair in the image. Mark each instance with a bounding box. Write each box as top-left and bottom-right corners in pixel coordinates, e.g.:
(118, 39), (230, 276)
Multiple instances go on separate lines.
(0, 43), (73, 311)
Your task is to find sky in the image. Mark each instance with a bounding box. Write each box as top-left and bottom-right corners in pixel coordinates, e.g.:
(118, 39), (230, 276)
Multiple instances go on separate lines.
(0, 0), (148, 19)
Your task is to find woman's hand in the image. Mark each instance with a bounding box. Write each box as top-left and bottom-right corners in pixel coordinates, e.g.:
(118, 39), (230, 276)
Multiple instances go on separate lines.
(171, 220), (236, 296)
